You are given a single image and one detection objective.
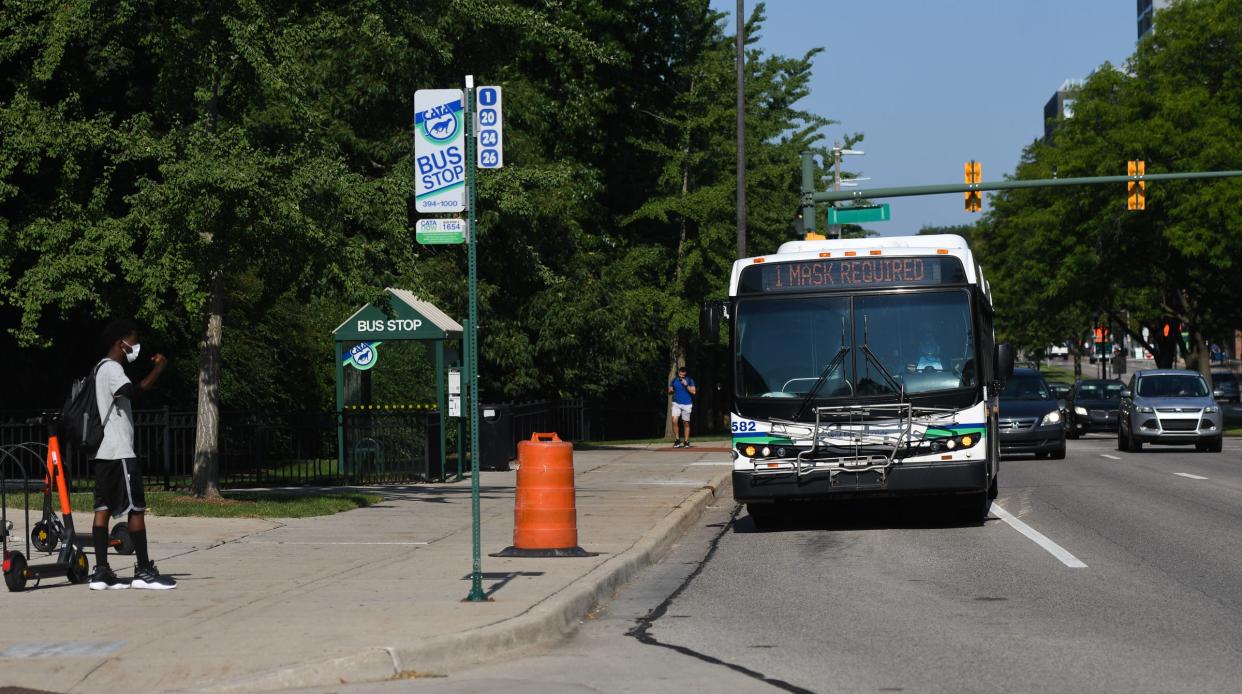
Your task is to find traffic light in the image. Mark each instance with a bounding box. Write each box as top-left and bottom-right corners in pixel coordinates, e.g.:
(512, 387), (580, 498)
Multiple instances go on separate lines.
(1127, 160), (1146, 210)
(964, 160), (982, 212)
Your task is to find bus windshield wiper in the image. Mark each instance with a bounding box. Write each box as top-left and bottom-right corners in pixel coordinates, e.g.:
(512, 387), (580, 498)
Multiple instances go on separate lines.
(792, 317), (852, 422)
(860, 315), (905, 401)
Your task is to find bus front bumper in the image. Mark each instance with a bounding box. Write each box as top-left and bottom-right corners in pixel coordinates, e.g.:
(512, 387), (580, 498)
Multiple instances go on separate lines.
(732, 459), (988, 503)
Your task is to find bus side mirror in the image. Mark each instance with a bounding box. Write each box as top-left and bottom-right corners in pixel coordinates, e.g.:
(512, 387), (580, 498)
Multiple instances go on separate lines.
(700, 300), (726, 345)
(995, 343), (1015, 384)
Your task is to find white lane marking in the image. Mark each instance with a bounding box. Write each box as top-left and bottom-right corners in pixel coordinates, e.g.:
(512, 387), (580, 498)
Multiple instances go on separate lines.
(991, 504), (1088, 568)
(1101, 454), (1121, 460)
(1173, 472), (1208, 480)
(690, 462), (734, 466)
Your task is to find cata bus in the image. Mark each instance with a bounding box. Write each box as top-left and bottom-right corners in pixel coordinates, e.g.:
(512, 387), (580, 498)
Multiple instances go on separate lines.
(724, 234), (1014, 526)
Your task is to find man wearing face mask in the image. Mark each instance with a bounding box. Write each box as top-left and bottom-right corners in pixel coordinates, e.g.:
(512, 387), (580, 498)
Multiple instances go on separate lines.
(88, 319), (175, 590)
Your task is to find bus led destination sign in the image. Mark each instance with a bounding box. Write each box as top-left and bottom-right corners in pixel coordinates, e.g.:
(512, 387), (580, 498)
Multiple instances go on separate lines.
(741, 256), (966, 294)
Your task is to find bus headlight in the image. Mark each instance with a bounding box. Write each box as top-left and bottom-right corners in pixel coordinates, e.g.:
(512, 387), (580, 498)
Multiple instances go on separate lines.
(1041, 411), (1062, 426)
(1074, 406), (1088, 416)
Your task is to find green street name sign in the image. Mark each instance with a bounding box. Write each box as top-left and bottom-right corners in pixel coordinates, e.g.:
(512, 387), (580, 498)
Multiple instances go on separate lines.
(416, 218), (466, 245)
(828, 204), (891, 225)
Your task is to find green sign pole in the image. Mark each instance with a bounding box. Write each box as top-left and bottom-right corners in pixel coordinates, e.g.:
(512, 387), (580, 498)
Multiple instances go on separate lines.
(464, 76), (487, 603)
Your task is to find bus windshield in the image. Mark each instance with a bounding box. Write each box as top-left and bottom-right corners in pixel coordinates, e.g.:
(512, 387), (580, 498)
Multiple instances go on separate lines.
(735, 289), (976, 400)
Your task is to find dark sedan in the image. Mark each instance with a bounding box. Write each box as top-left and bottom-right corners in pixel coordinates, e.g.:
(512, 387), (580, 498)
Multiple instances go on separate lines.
(998, 368), (1067, 459)
(1211, 370), (1239, 403)
(1067, 379), (1124, 438)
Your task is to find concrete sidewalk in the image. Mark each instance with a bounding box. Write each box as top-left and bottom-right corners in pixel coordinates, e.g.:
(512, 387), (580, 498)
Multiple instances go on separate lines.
(0, 442), (735, 693)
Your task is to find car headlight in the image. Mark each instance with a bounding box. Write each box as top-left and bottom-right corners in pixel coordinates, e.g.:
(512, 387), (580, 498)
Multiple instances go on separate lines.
(1136, 406), (1154, 413)
(1074, 406), (1088, 416)
(1041, 410), (1062, 426)
(1204, 406), (1219, 414)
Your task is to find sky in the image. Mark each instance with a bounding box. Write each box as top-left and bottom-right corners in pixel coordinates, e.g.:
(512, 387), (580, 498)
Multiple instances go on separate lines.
(709, 0), (1139, 233)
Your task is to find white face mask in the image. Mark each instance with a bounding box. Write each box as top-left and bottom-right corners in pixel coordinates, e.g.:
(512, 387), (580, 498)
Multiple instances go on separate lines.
(122, 340), (141, 363)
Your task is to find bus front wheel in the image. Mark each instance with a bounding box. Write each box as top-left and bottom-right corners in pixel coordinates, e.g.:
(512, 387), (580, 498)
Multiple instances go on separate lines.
(957, 492), (991, 524)
(747, 503), (781, 530)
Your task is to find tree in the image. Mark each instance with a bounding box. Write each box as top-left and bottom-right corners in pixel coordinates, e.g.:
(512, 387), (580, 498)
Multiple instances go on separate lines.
(1, 0), (840, 471)
(619, 2), (833, 436)
(980, 0), (1242, 381)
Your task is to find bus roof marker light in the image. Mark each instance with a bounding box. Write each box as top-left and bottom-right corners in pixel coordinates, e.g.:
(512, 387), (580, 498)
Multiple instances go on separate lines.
(819, 252), (831, 258)
(754, 258), (765, 264)
(869, 250), (882, 255)
(937, 249), (950, 254)
(844, 251), (857, 257)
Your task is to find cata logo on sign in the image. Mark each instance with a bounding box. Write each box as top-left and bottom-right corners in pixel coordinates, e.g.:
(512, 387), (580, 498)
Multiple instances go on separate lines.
(414, 89), (466, 213)
(344, 341), (382, 370)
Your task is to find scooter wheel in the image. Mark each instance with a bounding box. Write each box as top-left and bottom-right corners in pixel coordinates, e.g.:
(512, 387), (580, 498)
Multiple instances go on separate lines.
(5, 552), (28, 592)
(110, 523), (135, 555)
(66, 549), (90, 585)
(31, 521), (58, 553)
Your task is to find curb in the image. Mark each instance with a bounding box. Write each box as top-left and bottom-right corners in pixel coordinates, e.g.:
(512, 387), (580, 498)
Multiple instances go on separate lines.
(194, 469), (733, 692)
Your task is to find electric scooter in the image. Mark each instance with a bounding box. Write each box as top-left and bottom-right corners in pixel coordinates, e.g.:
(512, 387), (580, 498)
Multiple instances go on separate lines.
(3, 432), (90, 591)
(31, 466), (134, 556)
(28, 414), (134, 556)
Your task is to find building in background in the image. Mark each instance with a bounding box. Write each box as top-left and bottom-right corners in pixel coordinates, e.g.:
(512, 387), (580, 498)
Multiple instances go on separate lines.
(1137, 0), (1172, 39)
(1042, 79), (1083, 140)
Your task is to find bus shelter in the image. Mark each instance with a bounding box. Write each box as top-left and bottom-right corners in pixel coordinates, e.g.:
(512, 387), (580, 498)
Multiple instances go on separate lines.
(332, 288), (463, 481)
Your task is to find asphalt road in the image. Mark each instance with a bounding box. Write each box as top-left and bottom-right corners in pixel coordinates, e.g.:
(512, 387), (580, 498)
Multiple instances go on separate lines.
(331, 434), (1242, 693)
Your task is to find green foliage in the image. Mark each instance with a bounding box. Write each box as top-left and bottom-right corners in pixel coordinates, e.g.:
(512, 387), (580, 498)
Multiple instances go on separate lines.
(979, 0), (1242, 365)
(918, 223), (978, 247)
(1, 0), (833, 411)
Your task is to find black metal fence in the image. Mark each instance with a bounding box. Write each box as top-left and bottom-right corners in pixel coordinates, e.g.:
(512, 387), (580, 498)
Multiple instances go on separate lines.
(509, 398), (665, 444)
(0, 397), (666, 491)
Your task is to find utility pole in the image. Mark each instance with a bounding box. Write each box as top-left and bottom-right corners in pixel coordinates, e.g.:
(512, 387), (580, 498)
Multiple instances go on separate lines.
(735, 0), (747, 258)
(829, 142), (842, 239)
(826, 144), (865, 239)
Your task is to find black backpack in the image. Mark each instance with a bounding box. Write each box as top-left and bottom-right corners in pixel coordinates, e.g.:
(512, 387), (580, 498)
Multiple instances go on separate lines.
(59, 360), (110, 456)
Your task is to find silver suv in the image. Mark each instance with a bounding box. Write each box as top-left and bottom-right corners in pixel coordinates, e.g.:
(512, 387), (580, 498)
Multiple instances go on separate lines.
(1117, 369), (1223, 452)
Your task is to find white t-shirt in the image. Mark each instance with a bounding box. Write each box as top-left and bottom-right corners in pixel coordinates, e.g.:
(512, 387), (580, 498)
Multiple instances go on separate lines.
(94, 359), (136, 460)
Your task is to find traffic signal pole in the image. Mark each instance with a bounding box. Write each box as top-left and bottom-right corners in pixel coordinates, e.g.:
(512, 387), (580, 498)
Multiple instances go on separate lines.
(809, 168), (1242, 205)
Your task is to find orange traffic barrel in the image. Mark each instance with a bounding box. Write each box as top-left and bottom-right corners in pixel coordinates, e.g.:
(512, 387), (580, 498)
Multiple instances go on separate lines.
(491, 433), (596, 558)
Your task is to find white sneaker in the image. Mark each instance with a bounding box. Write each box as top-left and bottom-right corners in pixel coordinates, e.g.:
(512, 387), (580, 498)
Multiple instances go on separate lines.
(132, 562), (177, 590)
(89, 567), (129, 590)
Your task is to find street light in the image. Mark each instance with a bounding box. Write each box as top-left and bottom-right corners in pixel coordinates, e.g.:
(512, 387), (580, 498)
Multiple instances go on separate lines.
(837, 177), (872, 188)
(829, 144), (866, 238)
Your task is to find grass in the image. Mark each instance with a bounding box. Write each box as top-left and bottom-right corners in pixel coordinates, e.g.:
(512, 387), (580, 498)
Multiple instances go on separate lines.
(59, 490), (383, 518)
(1225, 413), (1242, 437)
(1032, 362), (1078, 383)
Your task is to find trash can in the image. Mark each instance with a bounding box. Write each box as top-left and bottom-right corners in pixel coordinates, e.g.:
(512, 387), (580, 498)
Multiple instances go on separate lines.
(478, 403), (513, 471)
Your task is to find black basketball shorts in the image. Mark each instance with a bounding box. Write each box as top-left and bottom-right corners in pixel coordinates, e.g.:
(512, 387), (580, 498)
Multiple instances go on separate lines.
(93, 458), (147, 518)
